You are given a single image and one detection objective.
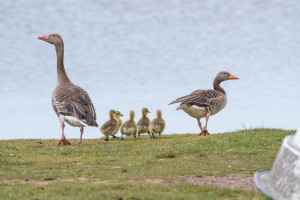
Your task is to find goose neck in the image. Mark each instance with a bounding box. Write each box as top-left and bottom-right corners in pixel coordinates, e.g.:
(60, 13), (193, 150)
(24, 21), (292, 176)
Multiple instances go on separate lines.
(55, 43), (70, 83)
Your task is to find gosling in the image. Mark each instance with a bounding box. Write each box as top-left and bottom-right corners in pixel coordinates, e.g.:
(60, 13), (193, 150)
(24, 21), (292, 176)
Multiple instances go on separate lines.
(137, 108), (152, 139)
(120, 111), (137, 140)
(111, 111), (123, 139)
(149, 110), (165, 138)
(100, 110), (119, 141)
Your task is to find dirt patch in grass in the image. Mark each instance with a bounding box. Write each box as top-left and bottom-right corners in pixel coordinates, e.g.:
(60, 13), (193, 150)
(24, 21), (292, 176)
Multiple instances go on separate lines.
(184, 175), (256, 191)
(1, 178), (111, 185)
(1, 175), (256, 191)
(130, 174), (256, 191)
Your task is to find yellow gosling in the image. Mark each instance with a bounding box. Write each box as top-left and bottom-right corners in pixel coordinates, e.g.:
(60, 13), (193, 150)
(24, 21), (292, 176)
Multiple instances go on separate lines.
(149, 110), (165, 138)
(137, 108), (151, 139)
(120, 111), (137, 140)
(112, 111), (123, 139)
(100, 110), (119, 141)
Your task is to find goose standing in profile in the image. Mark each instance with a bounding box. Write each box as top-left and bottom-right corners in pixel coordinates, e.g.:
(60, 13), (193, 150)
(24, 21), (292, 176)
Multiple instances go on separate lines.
(137, 108), (152, 139)
(149, 110), (165, 138)
(38, 34), (98, 146)
(120, 111), (137, 140)
(169, 71), (238, 136)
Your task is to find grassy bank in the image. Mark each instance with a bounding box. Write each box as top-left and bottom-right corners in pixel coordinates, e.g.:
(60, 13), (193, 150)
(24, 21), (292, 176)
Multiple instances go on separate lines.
(0, 129), (295, 199)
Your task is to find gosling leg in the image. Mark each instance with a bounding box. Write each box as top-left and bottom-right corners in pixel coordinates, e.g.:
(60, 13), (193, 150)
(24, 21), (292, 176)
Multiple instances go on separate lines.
(112, 135), (119, 139)
(151, 133), (156, 139)
(148, 131), (152, 139)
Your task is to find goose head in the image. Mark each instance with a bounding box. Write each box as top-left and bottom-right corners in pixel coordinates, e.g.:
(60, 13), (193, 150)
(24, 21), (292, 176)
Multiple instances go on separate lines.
(38, 33), (63, 46)
(129, 111), (135, 120)
(109, 110), (117, 119)
(115, 111), (123, 118)
(156, 110), (162, 119)
(142, 108), (150, 116)
(215, 71), (239, 82)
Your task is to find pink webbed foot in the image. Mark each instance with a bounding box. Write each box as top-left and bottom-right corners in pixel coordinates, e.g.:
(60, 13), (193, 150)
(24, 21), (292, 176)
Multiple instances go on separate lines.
(58, 138), (71, 146)
(199, 130), (210, 136)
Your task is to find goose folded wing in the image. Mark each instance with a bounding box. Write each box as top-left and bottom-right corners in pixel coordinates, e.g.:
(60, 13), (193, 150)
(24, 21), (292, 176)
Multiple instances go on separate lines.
(187, 90), (224, 107)
(53, 89), (97, 126)
(177, 94), (210, 108)
(169, 90), (205, 105)
(101, 123), (112, 132)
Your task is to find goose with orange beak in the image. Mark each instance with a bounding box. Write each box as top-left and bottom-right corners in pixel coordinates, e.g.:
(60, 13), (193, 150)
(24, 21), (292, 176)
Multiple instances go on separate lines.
(169, 71), (239, 136)
(38, 34), (98, 146)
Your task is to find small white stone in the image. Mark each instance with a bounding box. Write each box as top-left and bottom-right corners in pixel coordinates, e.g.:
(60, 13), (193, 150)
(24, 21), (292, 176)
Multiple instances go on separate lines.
(10, 154), (14, 157)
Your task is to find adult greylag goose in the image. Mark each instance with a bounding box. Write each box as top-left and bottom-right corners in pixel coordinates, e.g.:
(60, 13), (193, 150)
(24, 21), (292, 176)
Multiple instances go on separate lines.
(112, 111), (123, 138)
(149, 110), (165, 138)
(38, 34), (98, 146)
(120, 111), (138, 140)
(137, 108), (151, 139)
(169, 71), (238, 136)
(100, 110), (119, 141)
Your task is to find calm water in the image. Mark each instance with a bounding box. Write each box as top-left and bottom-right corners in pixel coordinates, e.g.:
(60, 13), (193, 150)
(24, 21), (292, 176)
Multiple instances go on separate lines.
(0, 0), (299, 139)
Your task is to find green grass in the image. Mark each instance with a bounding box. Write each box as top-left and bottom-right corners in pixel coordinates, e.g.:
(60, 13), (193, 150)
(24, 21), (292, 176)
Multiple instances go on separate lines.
(0, 128), (295, 199)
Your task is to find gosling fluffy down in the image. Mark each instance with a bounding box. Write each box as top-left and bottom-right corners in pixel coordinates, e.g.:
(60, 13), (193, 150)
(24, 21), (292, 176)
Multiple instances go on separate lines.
(137, 108), (152, 138)
(111, 111), (123, 138)
(120, 111), (137, 139)
(100, 110), (119, 141)
(149, 110), (165, 138)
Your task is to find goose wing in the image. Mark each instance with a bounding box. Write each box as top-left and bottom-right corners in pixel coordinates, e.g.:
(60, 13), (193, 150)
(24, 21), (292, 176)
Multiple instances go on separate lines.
(169, 90), (224, 110)
(52, 86), (98, 127)
(101, 121), (116, 132)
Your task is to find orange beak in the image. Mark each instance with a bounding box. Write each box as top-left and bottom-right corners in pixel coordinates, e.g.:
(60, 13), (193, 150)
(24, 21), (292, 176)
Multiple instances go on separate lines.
(229, 74), (239, 80)
(38, 35), (49, 42)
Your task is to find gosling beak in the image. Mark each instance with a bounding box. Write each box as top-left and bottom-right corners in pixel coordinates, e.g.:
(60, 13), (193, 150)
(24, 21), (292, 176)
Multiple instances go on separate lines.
(121, 114), (124, 117)
(229, 74), (239, 80)
(148, 111), (150, 113)
(38, 35), (49, 42)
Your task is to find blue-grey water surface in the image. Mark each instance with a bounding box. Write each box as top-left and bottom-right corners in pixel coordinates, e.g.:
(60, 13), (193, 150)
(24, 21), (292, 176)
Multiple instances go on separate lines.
(0, 0), (299, 139)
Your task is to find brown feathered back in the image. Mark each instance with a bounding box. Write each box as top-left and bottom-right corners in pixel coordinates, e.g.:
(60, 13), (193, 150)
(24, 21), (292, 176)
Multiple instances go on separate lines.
(52, 83), (98, 127)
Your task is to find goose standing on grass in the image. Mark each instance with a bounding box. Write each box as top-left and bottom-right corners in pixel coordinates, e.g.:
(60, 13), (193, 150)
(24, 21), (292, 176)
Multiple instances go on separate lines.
(111, 111), (123, 138)
(149, 110), (165, 138)
(169, 71), (238, 136)
(38, 34), (98, 146)
(120, 111), (137, 140)
(137, 108), (152, 139)
(100, 110), (119, 141)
